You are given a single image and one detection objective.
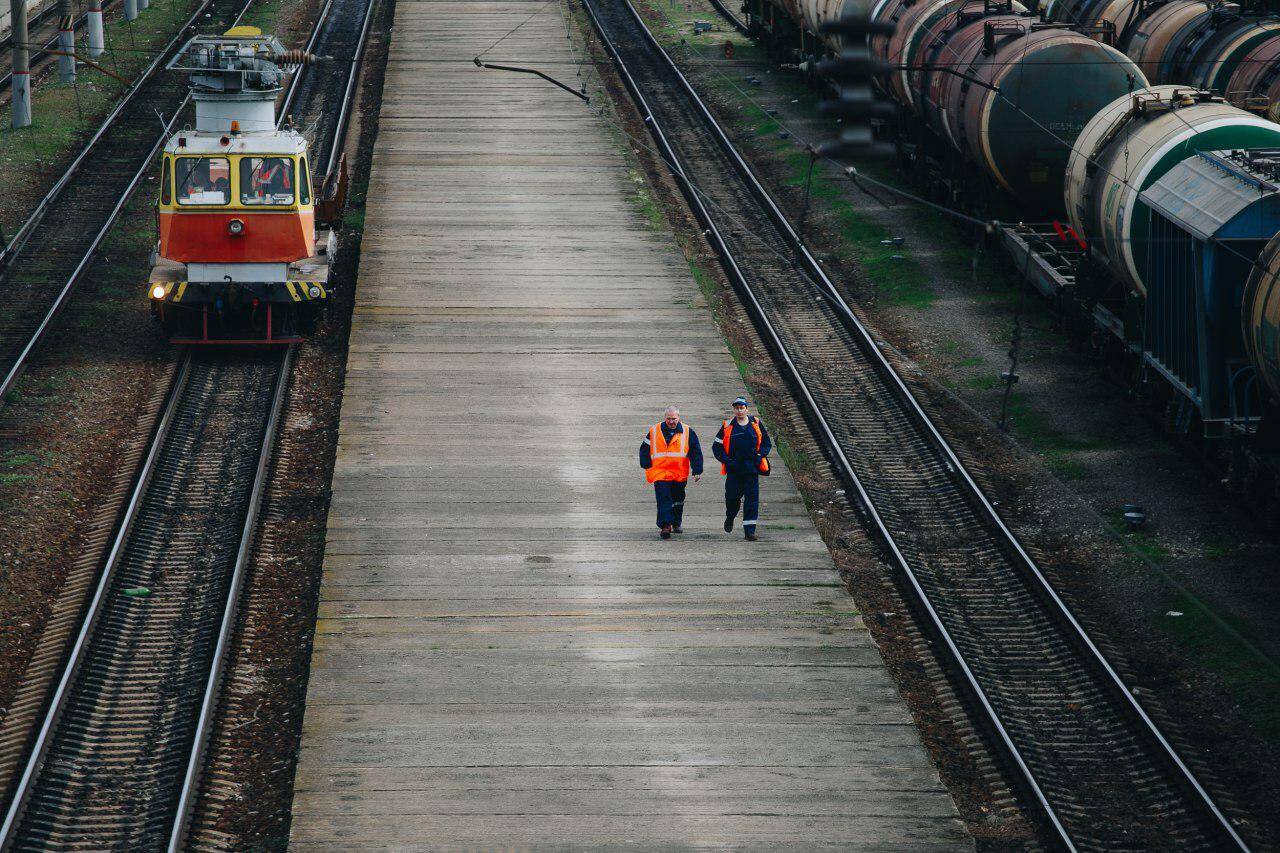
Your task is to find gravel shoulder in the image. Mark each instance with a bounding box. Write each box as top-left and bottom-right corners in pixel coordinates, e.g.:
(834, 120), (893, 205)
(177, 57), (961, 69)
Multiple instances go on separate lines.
(602, 0), (1280, 845)
(0, 0), (325, 806)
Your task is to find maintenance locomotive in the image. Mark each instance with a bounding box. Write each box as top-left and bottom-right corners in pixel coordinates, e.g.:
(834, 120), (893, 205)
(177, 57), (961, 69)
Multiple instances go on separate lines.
(735, 0), (1280, 436)
(147, 27), (335, 343)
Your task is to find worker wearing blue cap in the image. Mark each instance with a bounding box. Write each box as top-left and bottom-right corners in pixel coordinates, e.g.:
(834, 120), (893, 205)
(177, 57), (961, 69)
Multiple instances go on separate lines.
(712, 397), (772, 541)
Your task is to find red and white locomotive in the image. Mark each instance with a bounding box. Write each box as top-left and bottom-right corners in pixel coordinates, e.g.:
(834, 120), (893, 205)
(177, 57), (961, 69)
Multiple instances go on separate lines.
(148, 27), (336, 343)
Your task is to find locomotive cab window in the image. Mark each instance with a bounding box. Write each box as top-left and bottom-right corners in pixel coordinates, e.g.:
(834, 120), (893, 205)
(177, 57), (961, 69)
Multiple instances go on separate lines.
(298, 157), (310, 205)
(241, 157), (296, 206)
(160, 157), (172, 206)
(175, 157), (231, 205)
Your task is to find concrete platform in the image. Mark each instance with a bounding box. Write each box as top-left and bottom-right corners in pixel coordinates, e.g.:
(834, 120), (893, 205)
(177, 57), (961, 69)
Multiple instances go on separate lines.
(287, 0), (970, 847)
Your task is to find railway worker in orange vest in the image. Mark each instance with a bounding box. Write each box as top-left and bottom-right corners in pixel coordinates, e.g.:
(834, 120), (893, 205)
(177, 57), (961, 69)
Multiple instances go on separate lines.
(640, 406), (704, 540)
(713, 397), (771, 541)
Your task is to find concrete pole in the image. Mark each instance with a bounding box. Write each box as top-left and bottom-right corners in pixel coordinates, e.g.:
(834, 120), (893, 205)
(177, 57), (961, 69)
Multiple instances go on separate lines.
(10, 0), (32, 128)
(86, 1), (104, 57)
(57, 0), (75, 83)
(124, 0), (137, 21)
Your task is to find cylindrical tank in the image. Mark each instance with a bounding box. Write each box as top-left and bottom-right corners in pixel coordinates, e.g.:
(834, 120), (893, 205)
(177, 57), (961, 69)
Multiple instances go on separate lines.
(1182, 17), (1280, 92)
(923, 15), (1001, 142)
(1225, 29), (1280, 109)
(805, 0), (877, 48)
(925, 23), (1145, 211)
(869, 0), (911, 59)
(880, 0), (975, 111)
(1242, 232), (1280, 403)
(774, 0), (806, 32)
(1123, 0), (1215, 82)
(1049, 0), (1143, 41)
(1065, 86), (1280, 295)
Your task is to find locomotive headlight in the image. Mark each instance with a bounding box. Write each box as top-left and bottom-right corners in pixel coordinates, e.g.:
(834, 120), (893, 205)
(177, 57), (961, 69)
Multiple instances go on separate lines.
(308, 285), (321, 298)
(151, 285), (166, 300)
(228, 219), (245, 236)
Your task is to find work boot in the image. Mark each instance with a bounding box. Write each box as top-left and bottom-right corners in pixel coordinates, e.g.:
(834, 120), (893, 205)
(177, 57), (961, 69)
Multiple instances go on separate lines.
(744, 527), (757, 541)
(660, 524), (672, 539)
(723, 516), (733, 533)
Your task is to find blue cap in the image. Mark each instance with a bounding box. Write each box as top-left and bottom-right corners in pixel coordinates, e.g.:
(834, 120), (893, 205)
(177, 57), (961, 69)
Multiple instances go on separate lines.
(732, 396), (749, 407)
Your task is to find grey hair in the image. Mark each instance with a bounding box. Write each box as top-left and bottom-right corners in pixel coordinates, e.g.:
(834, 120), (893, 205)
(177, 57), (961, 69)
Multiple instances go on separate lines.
(664, 405), (680, 416)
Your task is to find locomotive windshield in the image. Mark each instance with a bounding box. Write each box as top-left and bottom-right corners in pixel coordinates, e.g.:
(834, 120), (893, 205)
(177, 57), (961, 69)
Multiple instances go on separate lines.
(240, 157), (296, 206)
(175, 157), (230, 205)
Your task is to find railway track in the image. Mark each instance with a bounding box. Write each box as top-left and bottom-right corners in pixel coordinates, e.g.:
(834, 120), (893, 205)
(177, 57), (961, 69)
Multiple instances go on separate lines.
(0, 0), (118, 95)
(0, 349), (290, 850)
(705, 0), (746, 36)
(581, 0), (1252, 848)
(0, 0), (250, 403)
(0, 0), (373, 845)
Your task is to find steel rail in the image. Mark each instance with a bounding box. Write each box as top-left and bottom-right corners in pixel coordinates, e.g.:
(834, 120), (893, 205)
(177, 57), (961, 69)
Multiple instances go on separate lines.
(164, 2), (373, 836)
(165, 346), (293, 852)
(0, 0), (253, 404)
(279, 0), (335, 120)
(0, 0), (59, 53)
(0, 0), (118, 92)
(581, 0), (1249, 848)
(0, 0), (369, 838)
(323, 0), (377, 175)
(0, 0), (218, 269)
(0, 351), (194, 845)
(706, 0), (747, 36)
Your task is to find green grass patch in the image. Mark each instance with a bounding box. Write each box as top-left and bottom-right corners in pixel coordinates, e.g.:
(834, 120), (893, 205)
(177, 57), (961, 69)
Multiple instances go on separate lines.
(1003, 398), (1116, 482)
(241, 0), (287, 28)
(1160, 593), (1280, 743)
(0, 449), (50, 486)
(0, 0), (205, 236)
(962, 374), (1003, 392)
(1105, 510), (1173, 562)
(628, 170), (664, 228)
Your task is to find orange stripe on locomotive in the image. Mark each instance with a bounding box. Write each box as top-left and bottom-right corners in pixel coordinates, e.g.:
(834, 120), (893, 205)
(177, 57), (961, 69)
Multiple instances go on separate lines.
(158, 210), (315, 263)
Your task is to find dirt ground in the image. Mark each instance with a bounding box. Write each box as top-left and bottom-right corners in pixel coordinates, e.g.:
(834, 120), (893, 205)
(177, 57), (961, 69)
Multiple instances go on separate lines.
(0, 0), (326, 806)
(585, 0), (1280, 845)
(185, 1), (393, 843)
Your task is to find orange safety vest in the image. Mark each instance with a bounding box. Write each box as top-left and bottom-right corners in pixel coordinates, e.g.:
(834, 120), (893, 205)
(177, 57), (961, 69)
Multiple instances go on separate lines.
(720, 417), (769, 475)
(645, 422), (692, 483)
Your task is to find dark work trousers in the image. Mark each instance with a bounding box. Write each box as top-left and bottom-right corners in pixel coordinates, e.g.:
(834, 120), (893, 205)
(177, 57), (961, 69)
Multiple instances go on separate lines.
(653, 480), (688, 528)
(725, 473), (760, 528)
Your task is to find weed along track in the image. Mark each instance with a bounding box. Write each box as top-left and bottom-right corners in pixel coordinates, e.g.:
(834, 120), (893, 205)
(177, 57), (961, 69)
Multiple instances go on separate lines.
(0, 0), (377, 844)
(0, 0), (255, 402)
(0, 351), (288, 850)
(581, 0), (1251, 846)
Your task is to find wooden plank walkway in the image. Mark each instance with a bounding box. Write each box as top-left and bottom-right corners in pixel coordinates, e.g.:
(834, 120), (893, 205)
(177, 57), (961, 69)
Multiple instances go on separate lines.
(287, 0), (970, 847)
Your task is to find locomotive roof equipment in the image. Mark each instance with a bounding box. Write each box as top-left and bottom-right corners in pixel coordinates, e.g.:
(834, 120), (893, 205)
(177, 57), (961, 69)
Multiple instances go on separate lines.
(148, 27), (336, 344)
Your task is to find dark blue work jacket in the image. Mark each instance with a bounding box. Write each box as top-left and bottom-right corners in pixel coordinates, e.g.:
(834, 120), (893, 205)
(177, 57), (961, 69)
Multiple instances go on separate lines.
(712, 416), (772, 476)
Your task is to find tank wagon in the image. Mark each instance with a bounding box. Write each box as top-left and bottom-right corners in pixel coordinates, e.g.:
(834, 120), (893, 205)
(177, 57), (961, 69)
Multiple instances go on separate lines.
(1245, 227), (1280, 404)
(1066, 85), (1280, 296)
(1047, 0), (1280, 103)
(147, 27), (336, 344)
(732, 0), (1280, 433)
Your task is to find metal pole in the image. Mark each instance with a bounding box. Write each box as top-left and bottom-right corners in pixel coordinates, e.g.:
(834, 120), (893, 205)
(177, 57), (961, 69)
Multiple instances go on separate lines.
(57, 0), (75, 83)
(124, 0), (137, 21)
(10, 0), (32, 128)
(86, 0), (104, 57)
